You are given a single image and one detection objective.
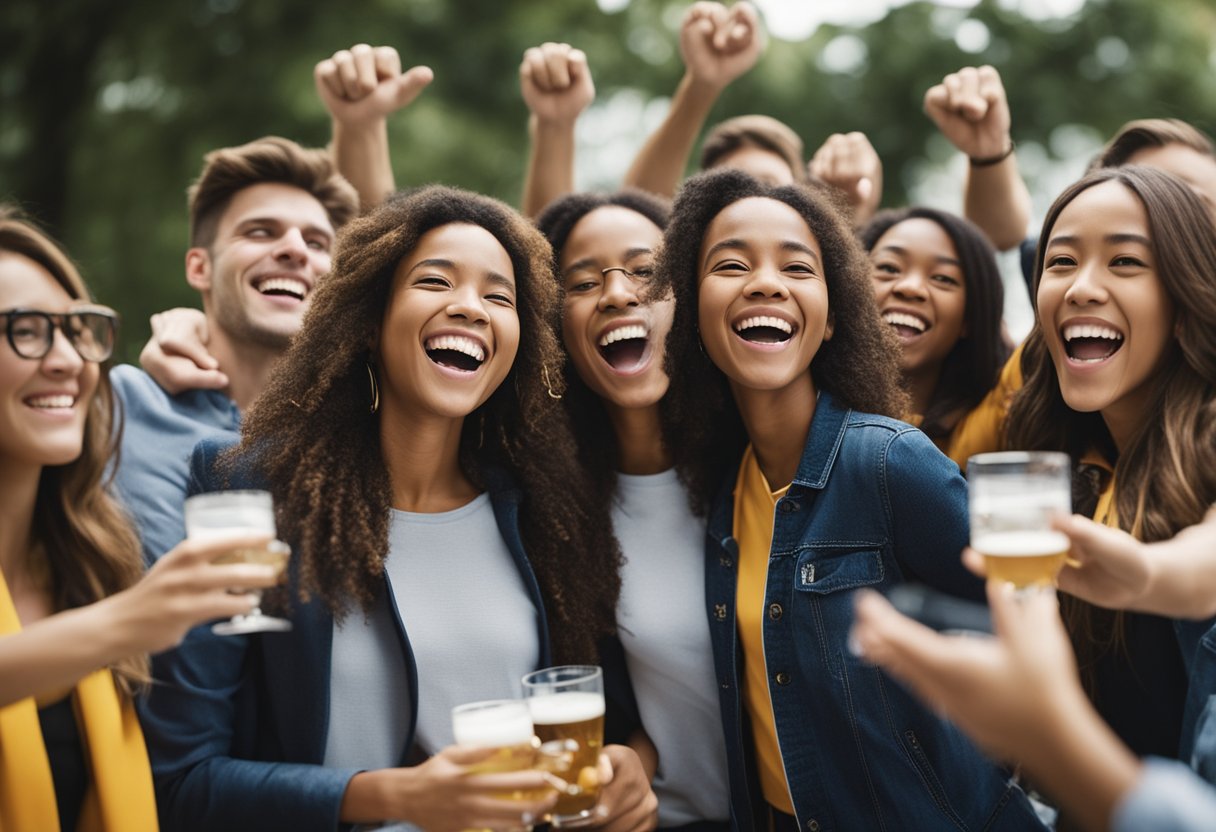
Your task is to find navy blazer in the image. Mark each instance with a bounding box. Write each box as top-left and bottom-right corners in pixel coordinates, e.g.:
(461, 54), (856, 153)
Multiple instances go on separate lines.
(139, 437), (553, 831)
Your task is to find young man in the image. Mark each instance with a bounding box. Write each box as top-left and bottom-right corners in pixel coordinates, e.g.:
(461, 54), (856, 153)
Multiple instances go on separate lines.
(111, 137), (358, 562)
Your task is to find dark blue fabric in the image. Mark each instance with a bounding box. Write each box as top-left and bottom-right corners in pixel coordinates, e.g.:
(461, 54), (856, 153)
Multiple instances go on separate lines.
(139, 436), (553, 832)
(1179, 617), (1216, 779)
(702, 392), (1047, 832)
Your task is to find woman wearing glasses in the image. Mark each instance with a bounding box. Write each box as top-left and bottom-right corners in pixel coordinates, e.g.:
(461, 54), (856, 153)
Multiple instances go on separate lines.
(0, 210), (278, 831)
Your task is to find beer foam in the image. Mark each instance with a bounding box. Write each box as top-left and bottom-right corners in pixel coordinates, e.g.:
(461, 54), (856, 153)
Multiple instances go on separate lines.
(452, 707), (534, 747)
(973, 530), (1070, 557)
(526, 692), (605, 725)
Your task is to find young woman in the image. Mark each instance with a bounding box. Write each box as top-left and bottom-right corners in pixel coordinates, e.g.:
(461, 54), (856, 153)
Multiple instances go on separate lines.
(536, 189), (729, 830)
(859, 206), (1010, 465)
(1006, 165), (1216, 778)
(139, 187), (655, 831)
(0, 211), (277, 831)
(651, 169), (1046, 831)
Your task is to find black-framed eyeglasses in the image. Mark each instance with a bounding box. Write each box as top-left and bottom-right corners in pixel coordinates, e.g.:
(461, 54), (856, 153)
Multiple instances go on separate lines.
(1, 307), (119, 362)
(600, 266), (654, 281)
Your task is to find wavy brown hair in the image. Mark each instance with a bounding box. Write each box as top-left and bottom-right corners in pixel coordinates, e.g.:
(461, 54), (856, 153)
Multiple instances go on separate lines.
(1008, 167), (1216, 669)
(859, 207), (1010, 443)
(0, 207), (147, 698)
(229, 186), (620, 662)
(535, 190), (671, 505)
(652, 169), (908, 515)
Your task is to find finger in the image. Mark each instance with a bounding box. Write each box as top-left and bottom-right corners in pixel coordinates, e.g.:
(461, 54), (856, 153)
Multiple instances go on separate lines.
(850, 590), (961, 693)
(541, 42), (573, 89)
(985, 580), (1059, 642)
(197, 563), (281, 592)
(372, 45), (402, 79)
(314, 59), (346, 102)
(923, 83), (950, 118)
(461, 792), (557, 828)
(462, 768), (554, 792)
(709, 5), (732, 50)
(168, 366), (229, 392)
(976, 64), (1006, 106)
(725, 1), (759, 50)
(442, 743), (499, 766)
(961, 547), (988, 578)
(597, 750), (615, 786)
(332, 50), (361, 99)
(157, 332), (220, 370)
(350, 43), (377, 95)
(392, 65), (433, 109)
(522, 46), (551, 90)
(171, 533), (276, 565)
(568, 48), (591, 86)
(953, 66), (987, 120)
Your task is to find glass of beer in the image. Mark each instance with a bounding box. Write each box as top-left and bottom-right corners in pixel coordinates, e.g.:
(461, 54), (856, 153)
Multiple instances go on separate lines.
(521, 666), (604, 827)
(968, 452), (1072, 592)
(183, 490), (292, 635)
(451, 699), (542, 832)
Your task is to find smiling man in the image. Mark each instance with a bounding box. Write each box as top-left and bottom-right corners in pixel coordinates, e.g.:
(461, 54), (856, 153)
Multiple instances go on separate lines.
(111, 137), (358, 562)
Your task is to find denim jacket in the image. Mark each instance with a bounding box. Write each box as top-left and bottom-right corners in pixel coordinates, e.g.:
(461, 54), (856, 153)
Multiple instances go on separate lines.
(139, 438), (552, 832)
(703, 392), (1046, 831)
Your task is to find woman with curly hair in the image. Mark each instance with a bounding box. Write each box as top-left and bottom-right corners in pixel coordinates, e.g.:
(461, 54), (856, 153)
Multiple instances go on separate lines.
(536, 189), (728, 830)
(0, 210), (278, 831)
(139, 186), (655, 832)
(1005, 166), (1216, 802)
(651, 168), (1046, 831)
(859, 206), (1010, 465)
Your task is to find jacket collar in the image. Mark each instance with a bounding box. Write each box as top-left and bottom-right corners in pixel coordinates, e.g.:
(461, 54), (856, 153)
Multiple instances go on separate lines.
(790, 390), (850, 491)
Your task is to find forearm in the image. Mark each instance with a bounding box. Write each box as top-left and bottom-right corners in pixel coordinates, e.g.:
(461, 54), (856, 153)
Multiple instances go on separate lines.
(522, 115), (577, 218)
(963, 154), (1031, 251)
(332, 119), (396, 212)
(340, 769), (396, 824)
(1139, 529), (1216, 619)
(623, 73), (722, 197)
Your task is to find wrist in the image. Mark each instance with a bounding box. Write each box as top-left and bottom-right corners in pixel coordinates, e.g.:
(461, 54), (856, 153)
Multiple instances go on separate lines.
(84, 593), (142, 665)
(678, 71), (726, 105)
(340, 769), (397, 824)
(332, 118), (389, 144)
(969, 139), (1015, 167)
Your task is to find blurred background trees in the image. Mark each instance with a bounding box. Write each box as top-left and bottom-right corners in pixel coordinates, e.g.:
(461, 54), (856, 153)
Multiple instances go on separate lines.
(2, 0), (1213, 358)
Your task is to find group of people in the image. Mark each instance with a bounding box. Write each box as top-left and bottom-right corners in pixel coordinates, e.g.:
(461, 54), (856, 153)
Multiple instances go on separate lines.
(4, 2), (1216, 830)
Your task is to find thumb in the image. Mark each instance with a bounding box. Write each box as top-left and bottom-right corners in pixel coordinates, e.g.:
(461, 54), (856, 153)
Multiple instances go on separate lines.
(392, 65), (434, 109)
(441, 743), (497, 766)
(854, 177), (873, 202)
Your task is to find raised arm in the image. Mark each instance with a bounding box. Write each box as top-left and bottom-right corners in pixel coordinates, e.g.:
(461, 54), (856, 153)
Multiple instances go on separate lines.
(622, 1), (765, 197)
(315, 43), (433, 212)
(520, 42), (596, 218)
(139, 307), (225, 395)
(923, 65), (1030, 251)
(808, 131), (884, 227)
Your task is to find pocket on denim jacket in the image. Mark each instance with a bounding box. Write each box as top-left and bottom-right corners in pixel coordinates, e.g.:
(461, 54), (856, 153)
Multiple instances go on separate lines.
(792, 547), (885, 594)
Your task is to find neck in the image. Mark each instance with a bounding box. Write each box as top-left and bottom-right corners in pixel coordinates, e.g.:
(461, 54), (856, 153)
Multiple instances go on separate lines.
(1101, 400), (1149, 455)
(380, 410), (478, 512)
(0, 459), (42, 587)
(902, 364), (942, 420)
(605, 402), (671, 475)
(205, 320), (286, 412)
(731, 373), (817, 490)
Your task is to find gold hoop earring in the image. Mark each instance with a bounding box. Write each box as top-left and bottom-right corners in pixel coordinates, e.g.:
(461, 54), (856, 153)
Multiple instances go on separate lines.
(543, 364), (562, 400)
(366, 361), (380, 413)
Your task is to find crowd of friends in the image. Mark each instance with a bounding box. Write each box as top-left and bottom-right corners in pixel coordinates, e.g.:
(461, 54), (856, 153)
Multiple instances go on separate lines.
(4, 2), (1216, 830)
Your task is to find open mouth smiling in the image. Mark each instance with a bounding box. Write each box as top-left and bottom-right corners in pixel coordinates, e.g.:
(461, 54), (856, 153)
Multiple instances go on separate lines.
(1061, 322), (1125, 364)
(424, 333), (487, 373)
(253, 274), (309, 302)
(882, 310), (930, 339)
(733, 315), (795, 346)
(598, 323), (650, 372)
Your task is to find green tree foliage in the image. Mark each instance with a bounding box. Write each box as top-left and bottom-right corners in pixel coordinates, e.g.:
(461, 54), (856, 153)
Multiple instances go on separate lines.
(1, 0), (1212, 358)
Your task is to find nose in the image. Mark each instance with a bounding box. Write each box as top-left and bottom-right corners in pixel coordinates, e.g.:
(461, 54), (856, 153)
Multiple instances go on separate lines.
(597, 269), (640, 312)
(272, 227), (309, 267)
(1061, 259), (1109, 307)
(892, 269), (929, 302)
(742, 264), (789, 300)
(445, 284), (490, 325)
(41, 326), (85, 376)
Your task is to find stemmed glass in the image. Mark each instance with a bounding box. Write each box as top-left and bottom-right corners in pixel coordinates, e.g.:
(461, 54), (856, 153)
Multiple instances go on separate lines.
(183, 490), (292, 635)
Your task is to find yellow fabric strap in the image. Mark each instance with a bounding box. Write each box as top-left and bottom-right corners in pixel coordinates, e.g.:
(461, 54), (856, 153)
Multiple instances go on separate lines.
(733, 445), (796, 814)
(1080, 449), (1120, 530)
(946, 342), (1026, 472)
(0, 570), (158, 832)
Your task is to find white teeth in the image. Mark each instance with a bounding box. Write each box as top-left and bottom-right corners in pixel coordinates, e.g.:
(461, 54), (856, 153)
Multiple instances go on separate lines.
(256, 277), (308, 298)
(734, 316), (793, 334)
(27, 395), (74, 409)
(1063, 324), (1123, 342)
(424, 335), (485, 363)
(598, 324), (648, 347)
(883, 312), (928, 332)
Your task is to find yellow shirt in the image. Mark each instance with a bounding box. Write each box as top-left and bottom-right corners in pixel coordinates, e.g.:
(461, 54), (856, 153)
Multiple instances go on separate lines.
(944, 343), (1026, 472)
(733, 445), (795, 813)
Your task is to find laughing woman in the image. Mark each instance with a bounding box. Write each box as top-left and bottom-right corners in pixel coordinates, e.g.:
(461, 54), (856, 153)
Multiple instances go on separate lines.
(139, 187), (654, 832)
(1006, 166), (1216, 785)
(651, 169), (1045, 831)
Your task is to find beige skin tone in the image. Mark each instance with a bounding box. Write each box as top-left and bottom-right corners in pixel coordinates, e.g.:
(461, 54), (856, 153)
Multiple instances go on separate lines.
(520, 42), (596, 218)
(926, 65), (1031, 252)
(1125, 143), (1216, 219)
(697, 197), (833, 488)
(869, 218), (967, 417)
(712, 144), (795, 186)
(809, 132), (884, 227)
(0, 253), (276, 706)
(851, 582), (1141, 832)
(1037, 181), (1175, 452)
(623, 1), (765, 198)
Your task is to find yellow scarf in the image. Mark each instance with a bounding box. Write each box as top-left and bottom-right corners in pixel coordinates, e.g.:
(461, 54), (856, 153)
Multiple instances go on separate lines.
(0, 571), (158, 831)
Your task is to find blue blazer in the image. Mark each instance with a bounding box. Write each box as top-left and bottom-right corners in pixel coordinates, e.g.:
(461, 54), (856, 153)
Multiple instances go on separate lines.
(139, 437), (553, 831)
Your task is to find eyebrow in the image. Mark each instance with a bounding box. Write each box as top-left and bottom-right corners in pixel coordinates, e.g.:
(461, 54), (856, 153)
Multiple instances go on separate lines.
(876, 244), (960, 267)
(561, 247), (655, 278)
(1046, 233), (1152, 248)
(703, 238), (821, 267)
(410, 258), (515, 292)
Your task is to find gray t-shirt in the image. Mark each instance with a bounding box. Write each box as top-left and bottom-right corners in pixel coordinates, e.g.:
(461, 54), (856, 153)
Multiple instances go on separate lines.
(614, 469), (731, 825)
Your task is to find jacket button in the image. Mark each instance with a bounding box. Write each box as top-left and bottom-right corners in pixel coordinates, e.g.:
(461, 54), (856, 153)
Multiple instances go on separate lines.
(778, 500), (798, 513)
(719, 556), (734, 568)
(714, 603), (728, 621)
(807, 821), (820, 831)
(768, 602), (783, 621)
(775, 671), (791, 685)
(721, 679), (731, 690)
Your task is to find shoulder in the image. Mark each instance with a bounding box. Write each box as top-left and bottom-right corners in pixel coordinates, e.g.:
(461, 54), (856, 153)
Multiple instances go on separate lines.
(110, 364), (169, 407)
(843, 410), (963, 485)
(188, 436), (247, 495)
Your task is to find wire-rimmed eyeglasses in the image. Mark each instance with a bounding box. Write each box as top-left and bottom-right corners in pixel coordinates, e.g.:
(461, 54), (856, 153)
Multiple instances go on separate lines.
(1, 307), (119, 362)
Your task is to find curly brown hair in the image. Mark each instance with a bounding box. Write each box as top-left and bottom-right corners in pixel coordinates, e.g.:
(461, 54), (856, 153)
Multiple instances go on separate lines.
(0, 207), (148, 697)
(651, 169), (907, 515)
(535, 190), (671, 504)
(228, 186), (620, 663)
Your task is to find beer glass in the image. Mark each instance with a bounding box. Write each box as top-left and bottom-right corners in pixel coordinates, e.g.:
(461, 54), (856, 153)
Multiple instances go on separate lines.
(521, 666), (604, 828)
(968, 452), (1072, 592)
(183, 490), (292, 634)
(451, 699), (542, 832)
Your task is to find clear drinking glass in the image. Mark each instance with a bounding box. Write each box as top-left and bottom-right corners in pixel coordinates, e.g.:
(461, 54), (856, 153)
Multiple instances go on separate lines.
(521, 666), (604, 828)
(183, 490), (292, 635)
(451, 699), (543, 832)
(968, 451), (1072, 592)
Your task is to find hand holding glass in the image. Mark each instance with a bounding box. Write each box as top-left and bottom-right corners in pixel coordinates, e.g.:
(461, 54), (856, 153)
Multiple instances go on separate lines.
(521, 666), (605, 828)
(183, 490), (292, 634)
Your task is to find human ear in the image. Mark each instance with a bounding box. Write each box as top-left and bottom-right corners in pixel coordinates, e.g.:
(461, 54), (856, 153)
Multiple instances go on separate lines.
(185, 248), (213, 292)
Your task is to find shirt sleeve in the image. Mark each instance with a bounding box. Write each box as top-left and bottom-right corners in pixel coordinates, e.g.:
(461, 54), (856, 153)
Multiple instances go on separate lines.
(1112, 757), (1216, 832)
